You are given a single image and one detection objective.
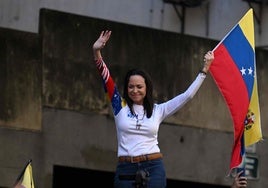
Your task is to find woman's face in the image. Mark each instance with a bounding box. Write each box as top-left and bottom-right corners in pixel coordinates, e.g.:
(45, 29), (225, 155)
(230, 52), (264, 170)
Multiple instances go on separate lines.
(127, 75), (146, 105)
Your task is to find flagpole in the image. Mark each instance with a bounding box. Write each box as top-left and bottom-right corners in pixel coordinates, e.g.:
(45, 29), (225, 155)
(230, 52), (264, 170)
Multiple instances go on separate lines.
(212, 8), (252, 52)
(212, 23), (237, 52)
(237, 133), (246, 177)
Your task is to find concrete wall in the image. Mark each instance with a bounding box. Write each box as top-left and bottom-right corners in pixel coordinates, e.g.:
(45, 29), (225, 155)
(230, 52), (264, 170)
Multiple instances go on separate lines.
(0, 8), (267, 188)
(0, 0), (268, 48)
(0, 28), (41, 130)
(1, 108), (268, 187)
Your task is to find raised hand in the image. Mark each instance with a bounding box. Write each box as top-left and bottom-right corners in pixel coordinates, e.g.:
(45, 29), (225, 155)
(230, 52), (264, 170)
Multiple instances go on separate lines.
(202, 51), (214, 73)
(93, 30), (112, 51)
(231, 171), (247, 188)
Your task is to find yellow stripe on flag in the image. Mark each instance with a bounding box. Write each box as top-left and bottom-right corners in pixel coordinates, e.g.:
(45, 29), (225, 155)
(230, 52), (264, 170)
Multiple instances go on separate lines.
(244, 73), (262, 146)
(14, 161), (35, 188)
(239, 8), (255, 51)
(21, 163), (35, 188)
(239, 9), (262, 146)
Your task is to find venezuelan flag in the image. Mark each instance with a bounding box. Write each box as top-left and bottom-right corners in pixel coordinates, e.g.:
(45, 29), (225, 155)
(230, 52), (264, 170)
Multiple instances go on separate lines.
(210, 8), (262, 171)
(14, 160), (35, 188)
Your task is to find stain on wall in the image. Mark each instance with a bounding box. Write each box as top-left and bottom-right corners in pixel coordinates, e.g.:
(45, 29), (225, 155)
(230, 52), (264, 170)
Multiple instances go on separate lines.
(0, 28), (41, 130)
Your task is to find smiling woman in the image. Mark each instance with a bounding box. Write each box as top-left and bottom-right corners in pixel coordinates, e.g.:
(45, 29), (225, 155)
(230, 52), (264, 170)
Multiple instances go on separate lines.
(92, 30), (214, 188)
(127, 73), (147, 105)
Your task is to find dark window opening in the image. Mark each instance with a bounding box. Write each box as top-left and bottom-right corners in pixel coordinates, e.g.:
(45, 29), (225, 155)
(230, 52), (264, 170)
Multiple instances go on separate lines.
(53, 165), (229, 187)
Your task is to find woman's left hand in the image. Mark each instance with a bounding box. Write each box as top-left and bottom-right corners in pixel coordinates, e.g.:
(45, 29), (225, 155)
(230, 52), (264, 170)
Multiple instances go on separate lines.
(202, 51), (214, 73)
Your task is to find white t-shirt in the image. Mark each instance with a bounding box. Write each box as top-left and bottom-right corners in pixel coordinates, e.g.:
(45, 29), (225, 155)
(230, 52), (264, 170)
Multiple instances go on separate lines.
(95, 58), (206, 157)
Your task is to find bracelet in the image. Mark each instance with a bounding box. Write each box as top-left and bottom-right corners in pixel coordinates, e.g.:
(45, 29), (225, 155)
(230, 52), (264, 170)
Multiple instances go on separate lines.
(199, 70), (207, 75)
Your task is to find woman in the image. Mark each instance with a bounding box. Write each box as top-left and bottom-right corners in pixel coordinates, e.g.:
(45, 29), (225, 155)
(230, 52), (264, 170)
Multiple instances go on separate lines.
(92, 30), (214, 188)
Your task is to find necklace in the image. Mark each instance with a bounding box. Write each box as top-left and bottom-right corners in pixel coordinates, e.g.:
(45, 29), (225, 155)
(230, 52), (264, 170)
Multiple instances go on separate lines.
(135, 112), (145, 130)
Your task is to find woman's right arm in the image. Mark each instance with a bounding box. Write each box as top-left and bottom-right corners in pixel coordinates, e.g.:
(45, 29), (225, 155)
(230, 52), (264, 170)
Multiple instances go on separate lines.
(92, 31), (124, 116)
(92, 30), (112, 85)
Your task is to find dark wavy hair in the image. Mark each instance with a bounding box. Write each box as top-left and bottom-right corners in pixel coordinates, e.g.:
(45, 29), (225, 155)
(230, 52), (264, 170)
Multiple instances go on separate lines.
(123, 68), (154, 118)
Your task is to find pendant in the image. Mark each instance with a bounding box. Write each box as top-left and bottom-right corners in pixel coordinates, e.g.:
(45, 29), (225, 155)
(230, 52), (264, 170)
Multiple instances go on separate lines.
(136, 124), (142, 130)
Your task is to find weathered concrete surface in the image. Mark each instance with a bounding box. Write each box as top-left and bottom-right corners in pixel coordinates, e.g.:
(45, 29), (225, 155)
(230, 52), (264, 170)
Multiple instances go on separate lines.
(0, 28), (41, 130)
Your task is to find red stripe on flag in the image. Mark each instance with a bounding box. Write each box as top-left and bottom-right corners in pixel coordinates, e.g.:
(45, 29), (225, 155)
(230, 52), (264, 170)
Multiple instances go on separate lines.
(210, 44), (249, 169)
